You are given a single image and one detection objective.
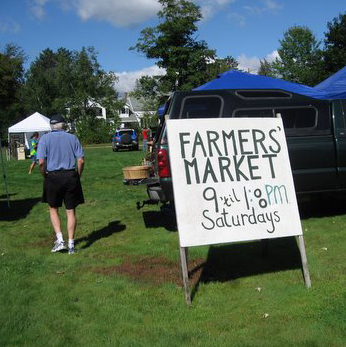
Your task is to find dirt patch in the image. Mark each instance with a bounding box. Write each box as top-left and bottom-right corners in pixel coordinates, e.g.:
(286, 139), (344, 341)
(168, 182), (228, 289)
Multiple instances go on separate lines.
(29, 236), (53, 248)
(93, 256), (205, 286)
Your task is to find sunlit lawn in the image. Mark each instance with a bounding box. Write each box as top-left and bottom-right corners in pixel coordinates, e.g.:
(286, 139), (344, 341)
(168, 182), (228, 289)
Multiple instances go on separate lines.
(0, 145), (345, 346)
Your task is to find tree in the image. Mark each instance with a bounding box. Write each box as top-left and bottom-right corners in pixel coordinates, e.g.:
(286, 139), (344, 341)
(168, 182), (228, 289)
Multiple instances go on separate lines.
(67, 47), (119, 120)
(323, 12), (346, 76)
(0, 43), (26, 134)
(258, 58), (276, 77)
(23, 48), (65, 115)
(131, 75), (170, 111)
(130, 0), (215, 92)
(23, 47), (121, 121)
(271, 26), (324, 86)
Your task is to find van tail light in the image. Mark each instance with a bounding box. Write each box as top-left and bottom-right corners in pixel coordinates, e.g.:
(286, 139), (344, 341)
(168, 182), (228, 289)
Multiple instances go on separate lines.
(157, 149), (170, 178)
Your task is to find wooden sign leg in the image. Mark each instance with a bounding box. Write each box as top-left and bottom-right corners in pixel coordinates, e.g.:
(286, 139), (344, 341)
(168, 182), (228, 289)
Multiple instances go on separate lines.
(179, 246), (191, 305)
(297, 235), (312, 288)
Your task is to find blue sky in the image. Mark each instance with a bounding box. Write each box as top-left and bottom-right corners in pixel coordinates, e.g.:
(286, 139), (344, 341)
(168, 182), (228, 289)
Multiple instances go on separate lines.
(1, 0), (345, 92)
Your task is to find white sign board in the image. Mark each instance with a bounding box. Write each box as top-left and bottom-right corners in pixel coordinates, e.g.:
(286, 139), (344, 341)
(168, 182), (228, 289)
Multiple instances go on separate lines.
(167, 118), (302, 248)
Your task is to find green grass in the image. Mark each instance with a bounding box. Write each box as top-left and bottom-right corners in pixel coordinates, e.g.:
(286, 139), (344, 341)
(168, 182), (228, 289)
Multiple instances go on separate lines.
(0, 145), (346, 346)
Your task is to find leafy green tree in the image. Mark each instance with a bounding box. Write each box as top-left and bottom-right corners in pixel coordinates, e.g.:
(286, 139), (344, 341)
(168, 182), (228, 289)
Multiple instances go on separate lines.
(23, 48), (65, 115)
(130, 0), (215, 92)
(272, 26), (324, 86)
(0, 43), (26, 135)
(323, 12), (346, 76)
(23, 47), (121, 122)
(258, 58), (276, 77)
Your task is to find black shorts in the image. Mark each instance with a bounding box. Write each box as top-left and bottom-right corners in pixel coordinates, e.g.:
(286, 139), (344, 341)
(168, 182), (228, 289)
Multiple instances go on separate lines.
(42, 170), (84, 209)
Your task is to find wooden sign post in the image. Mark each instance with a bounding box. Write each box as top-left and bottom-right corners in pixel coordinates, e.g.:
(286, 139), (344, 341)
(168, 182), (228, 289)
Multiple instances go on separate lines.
(166, 118), (311, 305)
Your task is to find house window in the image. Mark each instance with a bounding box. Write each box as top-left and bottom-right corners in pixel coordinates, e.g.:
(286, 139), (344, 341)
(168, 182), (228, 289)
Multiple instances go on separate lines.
(94, 107), (102, 117)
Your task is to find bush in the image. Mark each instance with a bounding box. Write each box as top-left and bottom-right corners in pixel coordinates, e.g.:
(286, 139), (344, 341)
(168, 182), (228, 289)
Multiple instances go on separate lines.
(75, 117), (110, 144)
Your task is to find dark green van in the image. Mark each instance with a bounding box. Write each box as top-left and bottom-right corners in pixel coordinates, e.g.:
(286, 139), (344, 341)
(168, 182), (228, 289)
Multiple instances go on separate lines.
(146, 89), (346, 203)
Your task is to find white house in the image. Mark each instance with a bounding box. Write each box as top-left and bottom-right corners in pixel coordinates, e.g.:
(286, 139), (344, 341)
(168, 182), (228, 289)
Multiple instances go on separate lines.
(119, 94), (155, 128)
(66, 100), (107, 120)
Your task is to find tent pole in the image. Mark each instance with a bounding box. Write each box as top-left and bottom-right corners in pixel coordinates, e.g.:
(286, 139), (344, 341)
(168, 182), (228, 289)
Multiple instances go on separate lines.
(0, 134), (10, 208)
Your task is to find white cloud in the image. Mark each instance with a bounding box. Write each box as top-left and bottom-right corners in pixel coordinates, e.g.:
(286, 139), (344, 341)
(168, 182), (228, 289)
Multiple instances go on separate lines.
(196, 0), (236, 21)
(237, 50), (279, 73)
(73, 0), (237, 26)
(73, 0), (161, 27)
(29, 0), (49, 20)
(264, 0), (283, 11)
(26, 0), (277, 29)
(114, 50), (279, 93)
(227, 12), (246, 27)
(266, 50), (279, 62)
(237, 54), (261, 73)
(244, 0), (283, 15)
(0, 17), (20, 32)
(114, 65), (166, 93)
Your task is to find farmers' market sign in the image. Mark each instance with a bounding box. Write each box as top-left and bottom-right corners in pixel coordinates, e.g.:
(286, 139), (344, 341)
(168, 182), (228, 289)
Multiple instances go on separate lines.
(166, 118), (302, 248)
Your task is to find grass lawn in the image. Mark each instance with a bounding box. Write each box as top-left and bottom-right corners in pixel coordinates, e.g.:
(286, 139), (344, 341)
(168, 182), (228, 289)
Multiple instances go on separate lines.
(0, 145), (345, 347)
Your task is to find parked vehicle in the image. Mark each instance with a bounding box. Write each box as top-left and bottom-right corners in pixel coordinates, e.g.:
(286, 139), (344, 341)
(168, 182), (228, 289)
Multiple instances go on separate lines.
(112, 129), (139, 151)
(146, 89), (346, 204)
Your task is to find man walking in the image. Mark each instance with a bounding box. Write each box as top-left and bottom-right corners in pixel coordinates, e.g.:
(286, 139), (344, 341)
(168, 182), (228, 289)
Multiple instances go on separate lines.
(37, 115), (84, 254)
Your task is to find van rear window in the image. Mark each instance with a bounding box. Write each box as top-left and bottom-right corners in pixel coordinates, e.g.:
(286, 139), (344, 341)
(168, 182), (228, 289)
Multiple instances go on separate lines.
(180, 96), (222, 118)
(275, 107), (317, 129)
(233, 106), (329, 136)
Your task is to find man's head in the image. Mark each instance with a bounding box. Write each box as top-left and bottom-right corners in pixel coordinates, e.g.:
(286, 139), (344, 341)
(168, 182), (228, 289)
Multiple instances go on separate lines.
(50, 114), (66, 130)
(33, 132), (39, 138)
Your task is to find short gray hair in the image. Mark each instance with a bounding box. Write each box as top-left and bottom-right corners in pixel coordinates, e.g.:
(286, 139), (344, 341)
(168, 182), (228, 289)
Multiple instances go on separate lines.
(51, 122), (66, 130)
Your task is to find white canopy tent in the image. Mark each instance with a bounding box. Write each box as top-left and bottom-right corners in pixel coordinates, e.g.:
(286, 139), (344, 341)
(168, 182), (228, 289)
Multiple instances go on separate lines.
(8, 112), (51, 149)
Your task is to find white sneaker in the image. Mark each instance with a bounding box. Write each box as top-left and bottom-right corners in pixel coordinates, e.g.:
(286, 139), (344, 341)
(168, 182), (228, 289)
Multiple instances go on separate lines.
(51, 240), (66, 253)
(68, 246), (76, 255)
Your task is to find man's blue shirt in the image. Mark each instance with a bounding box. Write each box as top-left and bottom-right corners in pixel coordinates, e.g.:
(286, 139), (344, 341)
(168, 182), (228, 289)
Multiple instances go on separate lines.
(37, 130), (84, 172)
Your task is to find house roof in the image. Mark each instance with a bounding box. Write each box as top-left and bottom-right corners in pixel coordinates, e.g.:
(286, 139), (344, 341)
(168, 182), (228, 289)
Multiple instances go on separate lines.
(128, 97), (145, 112)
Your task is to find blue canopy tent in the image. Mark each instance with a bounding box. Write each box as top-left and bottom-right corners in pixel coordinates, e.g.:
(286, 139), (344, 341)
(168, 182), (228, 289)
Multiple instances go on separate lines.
(314, 66), (346, 99)
(194, 70), (329, 99)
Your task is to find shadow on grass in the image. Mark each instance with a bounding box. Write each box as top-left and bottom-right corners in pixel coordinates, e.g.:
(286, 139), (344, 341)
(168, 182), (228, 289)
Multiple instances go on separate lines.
(298, 194), (346, 219)
(0, 193), (17, 199)
(0, 197), (41, 221)
(75, 220), (126, 249)
(190, 237), (301, 301)
(142, 211), (177, 232)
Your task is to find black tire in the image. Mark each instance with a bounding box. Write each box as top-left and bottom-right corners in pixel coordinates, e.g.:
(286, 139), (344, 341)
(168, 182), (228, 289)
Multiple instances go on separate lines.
(121, 133), (132, 144)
